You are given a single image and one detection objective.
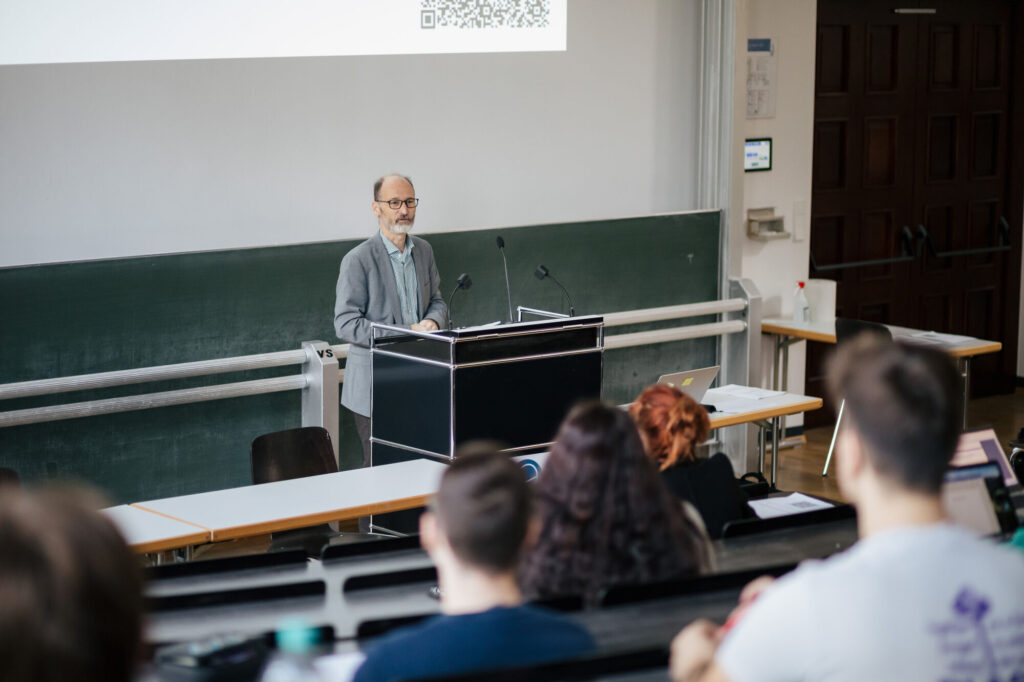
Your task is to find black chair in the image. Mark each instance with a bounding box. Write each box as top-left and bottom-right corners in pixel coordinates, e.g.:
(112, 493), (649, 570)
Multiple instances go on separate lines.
(251, 426), (338, 484)
(822, 319), (893, 476)
(250, 426), (344, 556)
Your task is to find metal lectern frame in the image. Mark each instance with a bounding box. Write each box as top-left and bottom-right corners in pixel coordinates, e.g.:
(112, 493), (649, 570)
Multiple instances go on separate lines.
(368, 316), (604, 533)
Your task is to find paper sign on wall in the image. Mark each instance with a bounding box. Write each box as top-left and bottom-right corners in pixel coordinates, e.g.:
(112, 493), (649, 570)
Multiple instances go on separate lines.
(747, 38), (777, 119)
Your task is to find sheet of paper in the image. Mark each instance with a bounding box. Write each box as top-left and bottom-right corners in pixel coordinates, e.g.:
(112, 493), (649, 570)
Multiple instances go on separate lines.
(907, 331), (979, 346)
(709, 385), (786, 400)
(748, 492), (834, 519)
(746, 38), (777, 119)
(701, 396), (763, 416)
(314, 652), (366, 682)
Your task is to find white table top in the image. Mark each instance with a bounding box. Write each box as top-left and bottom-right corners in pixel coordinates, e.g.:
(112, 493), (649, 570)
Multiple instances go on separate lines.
(762, 317), (1002, 358)
(101, 504), (210, 553)
(133, 458), (449, 542)
(703, 387), (823, 429)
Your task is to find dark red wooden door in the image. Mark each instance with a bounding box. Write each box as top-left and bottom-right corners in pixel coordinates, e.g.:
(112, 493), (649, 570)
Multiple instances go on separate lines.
(806, 0), (1022, 427)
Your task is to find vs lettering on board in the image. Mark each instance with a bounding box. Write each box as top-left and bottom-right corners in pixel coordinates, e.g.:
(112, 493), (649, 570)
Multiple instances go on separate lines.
(316, 348), (334, 358)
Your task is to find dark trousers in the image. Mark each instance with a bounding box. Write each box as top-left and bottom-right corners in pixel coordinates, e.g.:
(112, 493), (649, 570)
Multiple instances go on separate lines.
(353, 411), (372, 469)
(352, 410), (372, 532)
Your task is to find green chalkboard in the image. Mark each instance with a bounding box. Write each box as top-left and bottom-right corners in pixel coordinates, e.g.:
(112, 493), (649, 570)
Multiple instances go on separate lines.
(0, 211), (721, 503)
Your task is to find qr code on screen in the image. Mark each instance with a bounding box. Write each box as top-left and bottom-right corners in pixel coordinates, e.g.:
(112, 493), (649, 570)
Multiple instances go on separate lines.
(420, 0), (550, 29)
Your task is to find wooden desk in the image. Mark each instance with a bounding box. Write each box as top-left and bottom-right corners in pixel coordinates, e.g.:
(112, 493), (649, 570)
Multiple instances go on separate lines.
(101, 504), (210, 554)
(705, 388), (823, 488)
(132, 459), (448, 546)
(762, 317), (1002, 431)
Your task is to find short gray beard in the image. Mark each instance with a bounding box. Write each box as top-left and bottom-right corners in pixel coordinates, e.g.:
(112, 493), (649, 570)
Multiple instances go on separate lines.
(389, 219), (413, 235)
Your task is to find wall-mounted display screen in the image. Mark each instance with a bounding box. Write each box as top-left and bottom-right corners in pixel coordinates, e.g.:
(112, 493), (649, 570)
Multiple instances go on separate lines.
(744, 137), (772, 172)
(0, 0), (567, 65)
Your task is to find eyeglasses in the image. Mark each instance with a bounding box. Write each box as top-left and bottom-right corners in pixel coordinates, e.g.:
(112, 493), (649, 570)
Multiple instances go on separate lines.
(376, 198), (420, 210)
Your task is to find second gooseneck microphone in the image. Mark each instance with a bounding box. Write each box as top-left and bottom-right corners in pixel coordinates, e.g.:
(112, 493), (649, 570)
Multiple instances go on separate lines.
(534, 265), (576, 316)
(496, 236), (514, 323)
(446, 273), (472, 330)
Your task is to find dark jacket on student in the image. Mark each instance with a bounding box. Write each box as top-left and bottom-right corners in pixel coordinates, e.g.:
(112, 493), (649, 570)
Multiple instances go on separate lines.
(660, 452), (754, 539)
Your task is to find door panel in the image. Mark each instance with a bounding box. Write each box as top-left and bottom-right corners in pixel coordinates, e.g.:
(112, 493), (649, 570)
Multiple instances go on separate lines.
(806, 0), (1022, 427)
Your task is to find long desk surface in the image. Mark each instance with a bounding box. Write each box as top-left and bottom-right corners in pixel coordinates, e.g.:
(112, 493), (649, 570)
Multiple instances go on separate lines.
(118, 459), (447, 549)
(762, 318), (1002, 358)
(762, 316), (1000, 437)
(102, 505), (211, 554)
(117, 390), (821, 554)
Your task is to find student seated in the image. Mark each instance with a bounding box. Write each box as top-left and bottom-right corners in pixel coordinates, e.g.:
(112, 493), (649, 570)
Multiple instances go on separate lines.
(519, 401), (711, 607)
(0, 486), (144, 682)
(670, 336), (1024, 682)
(353, 446), (594, 682)
(630, 384), (752, 538)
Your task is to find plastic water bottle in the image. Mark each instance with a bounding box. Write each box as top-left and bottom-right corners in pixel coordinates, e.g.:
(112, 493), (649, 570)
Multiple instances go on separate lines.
(793, 281), (810, 323)
(258, 620), (325, 682)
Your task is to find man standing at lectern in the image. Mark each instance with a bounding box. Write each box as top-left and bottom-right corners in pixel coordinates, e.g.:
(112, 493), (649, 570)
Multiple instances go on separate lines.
(334, 174), (447, 484)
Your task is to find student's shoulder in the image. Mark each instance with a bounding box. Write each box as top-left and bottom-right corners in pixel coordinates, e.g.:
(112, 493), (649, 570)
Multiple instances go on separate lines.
(354, 616), (449, 681)
(514, 605), (595, 646)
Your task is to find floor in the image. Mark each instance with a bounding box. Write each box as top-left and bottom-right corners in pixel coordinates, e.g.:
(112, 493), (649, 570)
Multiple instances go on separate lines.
(775, 387), (1024, 503)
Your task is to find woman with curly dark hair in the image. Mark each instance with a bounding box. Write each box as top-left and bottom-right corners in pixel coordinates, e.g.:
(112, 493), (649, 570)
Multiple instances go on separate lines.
(629, 384), (752, 539)
(519, 401), (711, 607)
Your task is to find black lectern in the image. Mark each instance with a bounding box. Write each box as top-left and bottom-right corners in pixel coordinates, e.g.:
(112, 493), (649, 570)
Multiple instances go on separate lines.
(368, 316), (604, 533)
(371, 315), (604, 461)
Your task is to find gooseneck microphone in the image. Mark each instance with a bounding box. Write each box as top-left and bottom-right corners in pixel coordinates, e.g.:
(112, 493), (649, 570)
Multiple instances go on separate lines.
(496, 236), (514, 323)
(446, 273), (472, 330)
(534, 265), (576, 316)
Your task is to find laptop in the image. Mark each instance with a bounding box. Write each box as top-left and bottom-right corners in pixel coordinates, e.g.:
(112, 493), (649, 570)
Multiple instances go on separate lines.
(657, 366), (720, 402)
(949, 427), (1020, 490)
(942, 462), (1019, 540)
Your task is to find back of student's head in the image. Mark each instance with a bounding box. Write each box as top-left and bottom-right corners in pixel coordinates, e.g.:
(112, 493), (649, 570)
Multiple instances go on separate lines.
(520, 401), (707, 605)
(433, 443), (532, 574)
(827, 334), (962, 495)
(629, 384), (710, 470)
(0, 486), (143, 682)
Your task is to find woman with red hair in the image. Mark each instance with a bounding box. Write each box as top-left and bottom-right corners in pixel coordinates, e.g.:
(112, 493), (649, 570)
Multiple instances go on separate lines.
(629, 384), (752, 538)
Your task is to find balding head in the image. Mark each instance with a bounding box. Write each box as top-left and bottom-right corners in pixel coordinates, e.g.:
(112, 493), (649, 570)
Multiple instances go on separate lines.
(373, 174), (414, 201)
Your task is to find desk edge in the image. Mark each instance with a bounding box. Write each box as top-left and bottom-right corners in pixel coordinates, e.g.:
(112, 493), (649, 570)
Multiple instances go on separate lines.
(709, 398), (823, 429)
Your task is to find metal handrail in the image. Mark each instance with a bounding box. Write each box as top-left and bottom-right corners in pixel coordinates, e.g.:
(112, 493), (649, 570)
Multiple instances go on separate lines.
(603, 299), (747, 327)
(0, 298), (749, 429)
(0, 349), (310, 401)
(604, 320), (747, 350)
(2, 300), (747, 402)
(0, 375), (308, 428)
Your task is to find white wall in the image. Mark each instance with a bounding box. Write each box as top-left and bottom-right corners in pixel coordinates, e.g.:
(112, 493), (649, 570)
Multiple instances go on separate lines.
(0, 0), (701, 268)
(731, 0), (817, 418)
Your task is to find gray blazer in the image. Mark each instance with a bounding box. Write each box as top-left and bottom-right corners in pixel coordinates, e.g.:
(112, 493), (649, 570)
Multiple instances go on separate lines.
(334, 234), (447, 416)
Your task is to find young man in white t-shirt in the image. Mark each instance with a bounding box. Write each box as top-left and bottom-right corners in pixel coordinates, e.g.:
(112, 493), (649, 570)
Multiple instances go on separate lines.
(670, 335), (1024, 682)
